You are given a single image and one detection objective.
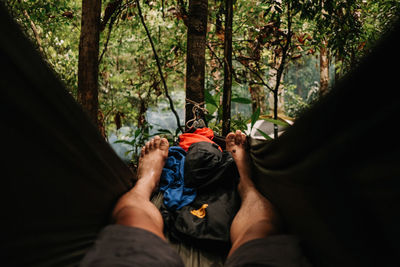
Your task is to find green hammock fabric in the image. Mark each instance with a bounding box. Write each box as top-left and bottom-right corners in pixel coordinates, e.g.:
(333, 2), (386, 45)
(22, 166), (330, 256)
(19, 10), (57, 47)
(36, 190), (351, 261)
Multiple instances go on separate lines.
(1, 3), (399, 267)
(249, 31), (400, 265)
(0, 4), (133, 266)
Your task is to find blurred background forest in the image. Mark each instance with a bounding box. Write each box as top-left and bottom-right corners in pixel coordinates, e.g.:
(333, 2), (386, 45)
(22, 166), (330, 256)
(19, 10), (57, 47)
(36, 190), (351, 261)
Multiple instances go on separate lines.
(6, 0), (400, 162)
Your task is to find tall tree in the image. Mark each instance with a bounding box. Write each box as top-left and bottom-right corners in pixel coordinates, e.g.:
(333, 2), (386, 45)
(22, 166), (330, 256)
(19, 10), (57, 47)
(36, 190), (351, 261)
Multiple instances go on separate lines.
(267, 54), (285, 116)
(78, 0), (102, 133)
(185, 0), (208, 127)
(272, 0), (292, 138)
(222, 0), (233, 136)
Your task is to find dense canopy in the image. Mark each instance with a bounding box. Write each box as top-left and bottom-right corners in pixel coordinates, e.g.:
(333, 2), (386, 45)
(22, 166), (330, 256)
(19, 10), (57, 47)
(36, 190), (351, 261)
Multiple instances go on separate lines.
(6, 1), (400, 153)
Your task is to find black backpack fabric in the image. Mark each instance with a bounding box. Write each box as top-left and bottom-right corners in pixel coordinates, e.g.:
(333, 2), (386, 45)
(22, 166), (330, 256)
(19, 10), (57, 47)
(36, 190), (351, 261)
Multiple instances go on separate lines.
(162, 142), (240, 251)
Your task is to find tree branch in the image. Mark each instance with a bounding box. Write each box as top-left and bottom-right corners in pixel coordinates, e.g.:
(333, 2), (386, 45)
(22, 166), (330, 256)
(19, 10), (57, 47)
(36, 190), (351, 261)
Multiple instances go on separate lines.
(99, 9), (121, 64)
(100, 0), (123, 32)
(135, 0), (183, 133)
(222, 0), (233, 136)
(206, 42), (223, 67)
(272, 1), (292, 138)
(234, 55), (273, 92)
(22, 9), (46, 58)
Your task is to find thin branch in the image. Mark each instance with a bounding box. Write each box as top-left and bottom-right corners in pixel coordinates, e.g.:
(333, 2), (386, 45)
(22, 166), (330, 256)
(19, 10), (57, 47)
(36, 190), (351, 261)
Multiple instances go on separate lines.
(161, 0), (165, 18)
(249, 82), (268, 86)
(99, 0), (138, 63)
(207, 43), (245, 87)
(135, 0), (183, 133)
(272, 1), (292, 138)
(100, 0), (123, 32)
(234, 55), (273, 92)
(22, 9), (46, 58)
(232, 39), (254, 43)
(233, 15), (252, 34)
(206, 42), (223, 67)
(274, 5), (292, 93)
(99, 10), (121, 64)
(222, 0), (233, 136)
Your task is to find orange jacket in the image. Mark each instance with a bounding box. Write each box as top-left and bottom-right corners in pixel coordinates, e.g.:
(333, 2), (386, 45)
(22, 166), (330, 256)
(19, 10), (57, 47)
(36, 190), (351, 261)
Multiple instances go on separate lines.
(178, 127), (222, 152)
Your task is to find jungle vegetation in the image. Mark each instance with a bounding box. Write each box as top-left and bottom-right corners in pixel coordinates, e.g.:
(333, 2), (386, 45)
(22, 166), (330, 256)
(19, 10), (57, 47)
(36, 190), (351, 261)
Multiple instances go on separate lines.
(6, 0), (400, 161)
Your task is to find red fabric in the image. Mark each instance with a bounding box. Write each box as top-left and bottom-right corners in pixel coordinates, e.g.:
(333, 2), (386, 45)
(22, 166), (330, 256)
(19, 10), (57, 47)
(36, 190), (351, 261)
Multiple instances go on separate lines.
(179, 128), (222, 152)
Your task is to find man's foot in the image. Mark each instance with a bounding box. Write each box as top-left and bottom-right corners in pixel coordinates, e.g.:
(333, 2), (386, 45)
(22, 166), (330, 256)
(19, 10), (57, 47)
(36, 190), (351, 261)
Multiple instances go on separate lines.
(135, 136), (169, 197)
(111, 136), (169, 239)
(112, 136), (169, 217)
(226, 131), (281, 256)
(226, 130), (254, 193)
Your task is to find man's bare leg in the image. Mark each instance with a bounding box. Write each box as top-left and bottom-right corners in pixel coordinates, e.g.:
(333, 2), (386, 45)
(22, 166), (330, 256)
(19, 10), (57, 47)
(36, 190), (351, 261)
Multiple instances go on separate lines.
(226, 130), (281, 256)
(112, 135), (169, 240)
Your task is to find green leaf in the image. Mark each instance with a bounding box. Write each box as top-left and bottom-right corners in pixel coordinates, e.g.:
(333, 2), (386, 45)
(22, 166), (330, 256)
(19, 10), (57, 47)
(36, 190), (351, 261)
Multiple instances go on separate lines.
(206, 103), (217, 115)
(232, 97), (252, 104)
(259, 116), (290, 127)
(156, 128), (173, 135)
(250, 107), (260, 131)
(114, 139), (134, 145)
(134, 128), (141, 138)
(256, 128), (273, 140)
(124, 149), (134, 156)
(205, 90), (218, 107)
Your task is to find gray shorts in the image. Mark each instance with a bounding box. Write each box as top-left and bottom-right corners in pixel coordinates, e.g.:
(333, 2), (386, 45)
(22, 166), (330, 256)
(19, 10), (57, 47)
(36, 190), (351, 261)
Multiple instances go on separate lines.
(80, 225), (308, 267)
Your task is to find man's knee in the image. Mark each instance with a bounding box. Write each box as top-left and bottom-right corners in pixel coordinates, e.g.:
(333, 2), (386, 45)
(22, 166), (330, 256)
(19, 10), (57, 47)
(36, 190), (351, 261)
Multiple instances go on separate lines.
(230, 219), (279, 256)
(114, 203), (165, 239)
(81, 225), (184, 267)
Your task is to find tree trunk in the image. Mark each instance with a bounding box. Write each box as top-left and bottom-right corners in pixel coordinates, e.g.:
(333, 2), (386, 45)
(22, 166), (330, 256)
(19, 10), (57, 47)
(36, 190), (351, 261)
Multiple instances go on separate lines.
(185, 0), (208, 127)
(319, 39), (329, 97)
(222, 0), (233, 136)
(78, 0), (102, 131)
(269, 1), (291, 138)
(250, 84), (266, 114)
(267, 58), (285, 116)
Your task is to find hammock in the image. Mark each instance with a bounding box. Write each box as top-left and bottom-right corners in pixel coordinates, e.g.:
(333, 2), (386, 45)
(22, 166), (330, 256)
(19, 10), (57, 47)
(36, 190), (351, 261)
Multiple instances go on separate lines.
(1, 3), (399, 266)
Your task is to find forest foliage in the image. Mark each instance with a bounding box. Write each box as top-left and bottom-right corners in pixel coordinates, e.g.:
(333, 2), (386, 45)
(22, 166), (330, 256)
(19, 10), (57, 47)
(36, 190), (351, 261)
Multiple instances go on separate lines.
(6, 0), (400, 159)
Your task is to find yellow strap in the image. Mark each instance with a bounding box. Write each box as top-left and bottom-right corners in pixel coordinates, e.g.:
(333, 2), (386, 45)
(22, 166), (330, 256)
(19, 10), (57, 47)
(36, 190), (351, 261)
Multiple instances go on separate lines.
(190, 204), (208, 219)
